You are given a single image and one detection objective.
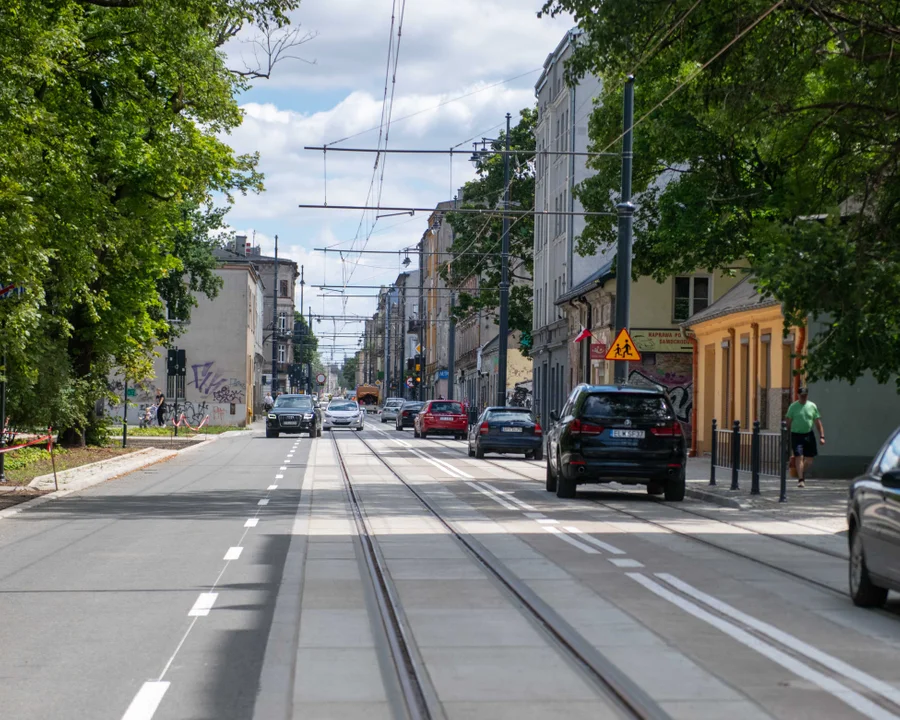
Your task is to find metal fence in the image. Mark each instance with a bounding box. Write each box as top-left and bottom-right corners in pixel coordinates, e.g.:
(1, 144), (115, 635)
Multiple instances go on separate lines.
(710, 418), (789, 501)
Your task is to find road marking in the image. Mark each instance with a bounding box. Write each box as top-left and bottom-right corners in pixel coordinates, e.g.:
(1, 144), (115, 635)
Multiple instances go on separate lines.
(121, 681), (170, 720)
(258, 498), (269, 506)
(410, 448), (474, 479)
(224, 547), (243, 561)
(564, 527), (626, 555)
(268, 484), (278, 490)
(244, 518), (259, 528)
(275, 474), (284, 479)
(188, 593), (218, 617)
(629, 574), (899, 720)
(544, 526), (600, 554)
(279, 466), (287, 470)
(524, 512), (547, 519)
(657, 573), (900, 708)
(465, 481), (518, 510)
(609, 558), (643, 568)
(479, 481), (537, 511)
(536, 518), (559, 525)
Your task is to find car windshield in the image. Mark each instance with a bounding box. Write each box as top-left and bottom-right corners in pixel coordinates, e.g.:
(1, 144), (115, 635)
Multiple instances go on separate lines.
(385, 399), (404, 407)
(487, 410), (533, 423)
(581, 393), (672, 421)
(274, 397), (313, 409)
(403, 402), (424, 411)
(329, 401), (357, 412)
(430, 402), (463, 414)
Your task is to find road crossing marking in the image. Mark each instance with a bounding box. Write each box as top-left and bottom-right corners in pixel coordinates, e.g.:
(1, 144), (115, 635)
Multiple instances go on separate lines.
(121, 681), (170, 720)
(268, 484), (278, 490)
(224, 547), (243, 561)
(188, 593), (218, 617)
(275, 474), (284, 479)
(609, 558), (643, 568)
(244, 518), (259, 528)
(258, 499), (269, 506)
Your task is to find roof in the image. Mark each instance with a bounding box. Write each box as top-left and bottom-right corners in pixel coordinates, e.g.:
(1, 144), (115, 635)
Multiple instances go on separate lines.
(536, 28), (583, 94)
(681, 274), (780, 327)
(554, 258), (615, 306)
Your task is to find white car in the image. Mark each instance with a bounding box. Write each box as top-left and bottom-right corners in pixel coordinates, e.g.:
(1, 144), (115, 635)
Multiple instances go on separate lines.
(324, 399), (365, 431)
(381, 398), (405, 423)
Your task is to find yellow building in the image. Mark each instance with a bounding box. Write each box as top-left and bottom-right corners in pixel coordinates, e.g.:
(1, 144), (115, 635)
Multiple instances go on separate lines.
(683, 275), (803, 456)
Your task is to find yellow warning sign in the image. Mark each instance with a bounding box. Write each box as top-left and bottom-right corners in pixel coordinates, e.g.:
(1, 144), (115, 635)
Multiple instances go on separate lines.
(605, 328), (642, 362)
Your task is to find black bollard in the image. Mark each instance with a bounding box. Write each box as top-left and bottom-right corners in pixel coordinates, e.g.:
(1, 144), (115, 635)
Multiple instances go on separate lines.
(731, 420), (741, 491)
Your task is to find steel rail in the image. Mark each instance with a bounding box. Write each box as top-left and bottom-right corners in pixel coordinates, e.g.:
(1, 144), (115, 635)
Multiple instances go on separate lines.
(349, 432), (666, 720)
(330, 433), (437, 720)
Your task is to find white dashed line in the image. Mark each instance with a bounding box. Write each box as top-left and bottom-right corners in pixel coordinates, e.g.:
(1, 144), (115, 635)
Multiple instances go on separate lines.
(224, 547), (243, 561)
(121, 681), (170, 720)
(479, 481), (537, 511)
(544, 526), (600, 554)
(258, 499), (269, 506)
(564, 527), (626, 555)
(267, 484), (278, 490)
(279, 466), (287, 470)
(465, 481), (518, 509)
(275, 474), (284, 479)
(609, 558), (643, 568)
(188, 593), (218, 617)
(244, 518), (259, 528)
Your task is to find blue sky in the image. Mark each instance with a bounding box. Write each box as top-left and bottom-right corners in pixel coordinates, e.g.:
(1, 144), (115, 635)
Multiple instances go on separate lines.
(223, 0), (573, 362)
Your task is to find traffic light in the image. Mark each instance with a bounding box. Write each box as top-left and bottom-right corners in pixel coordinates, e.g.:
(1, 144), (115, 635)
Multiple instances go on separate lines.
(167, 348), (186, 376)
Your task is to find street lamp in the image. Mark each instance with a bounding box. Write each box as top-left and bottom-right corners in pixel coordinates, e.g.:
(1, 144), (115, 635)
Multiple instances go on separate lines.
(469, 113), (512, 407)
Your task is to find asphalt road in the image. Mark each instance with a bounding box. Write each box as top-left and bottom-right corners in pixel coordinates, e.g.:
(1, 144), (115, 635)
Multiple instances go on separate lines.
(2, 421), (900, 720)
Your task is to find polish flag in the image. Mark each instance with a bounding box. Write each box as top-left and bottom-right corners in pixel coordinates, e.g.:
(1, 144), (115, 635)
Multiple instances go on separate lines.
(574, 327), (592, 343)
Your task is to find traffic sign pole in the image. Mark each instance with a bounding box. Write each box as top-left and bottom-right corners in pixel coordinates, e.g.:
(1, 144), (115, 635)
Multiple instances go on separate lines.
(614, 77), (636, 383)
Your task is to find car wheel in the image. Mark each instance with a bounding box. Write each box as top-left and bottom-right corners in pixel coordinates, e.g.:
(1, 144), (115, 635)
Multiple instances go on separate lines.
(664, 467), (686, 502)
(266, 430), (279, 438)
(556, 453), (576, 499)
(533, 447), (544, 462)
(850, 527), (888, 607)
(421, 431), (428, 440)
(381, 418), (386, 423)
(475, 442), (484, 459)
(545, 457), (557, 492)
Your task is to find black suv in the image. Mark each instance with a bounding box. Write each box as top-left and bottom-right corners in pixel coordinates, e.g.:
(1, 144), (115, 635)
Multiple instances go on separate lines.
(545, 385), (686, 501)
(266, 394), (321, 438)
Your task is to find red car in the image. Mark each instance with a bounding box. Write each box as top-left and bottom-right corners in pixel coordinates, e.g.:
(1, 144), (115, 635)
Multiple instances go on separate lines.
(414, 400), (468, 439)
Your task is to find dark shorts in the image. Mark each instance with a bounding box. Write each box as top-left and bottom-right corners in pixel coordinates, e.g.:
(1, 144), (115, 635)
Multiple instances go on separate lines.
(792, 431), (818, 458)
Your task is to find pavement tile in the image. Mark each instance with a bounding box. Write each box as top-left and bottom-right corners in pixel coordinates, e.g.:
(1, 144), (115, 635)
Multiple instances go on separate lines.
(405, 608), (546, 647)
(306, 542), (357, 559)
(298, 609), (376, 648)
(661, 699), (774, 720)
(293, 648), (387, 703)
(291, 701), (394, 720)
(442, 700), (623, 719)
(303, 559), (363, 581)
(385, 558), (487, 580)
(392, 579), (511, 610)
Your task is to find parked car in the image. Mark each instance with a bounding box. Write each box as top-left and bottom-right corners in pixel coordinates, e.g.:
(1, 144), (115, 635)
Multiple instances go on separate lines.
(323, 399), (365, 431)
(266, 394), (321, 438)
(414, 400), (467, 439)
(847, 426), (900, 607)
(545, 384), (686, 501)
(381, 397), (406, 423)
(467, 407), (543, 460)
(396, 401), (424, 430)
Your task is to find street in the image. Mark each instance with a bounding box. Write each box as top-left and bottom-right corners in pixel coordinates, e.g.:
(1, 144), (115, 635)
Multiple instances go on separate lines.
(2, 420), (900, 720)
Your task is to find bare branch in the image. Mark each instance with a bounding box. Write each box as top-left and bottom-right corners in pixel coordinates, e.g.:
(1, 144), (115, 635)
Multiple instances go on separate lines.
(229, 24), (318, 81)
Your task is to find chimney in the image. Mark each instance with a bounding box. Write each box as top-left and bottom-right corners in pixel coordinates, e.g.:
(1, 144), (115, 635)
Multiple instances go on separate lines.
(235, 234), (248, 255)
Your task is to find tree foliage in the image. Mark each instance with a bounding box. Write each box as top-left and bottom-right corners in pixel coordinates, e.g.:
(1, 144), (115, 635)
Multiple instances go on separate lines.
(342, 356), (359, 389)
(539, 0), (900, 388)
(441, 108), (536, 354)
(293, 311), (323, 373)
(0, 0), (302, 441)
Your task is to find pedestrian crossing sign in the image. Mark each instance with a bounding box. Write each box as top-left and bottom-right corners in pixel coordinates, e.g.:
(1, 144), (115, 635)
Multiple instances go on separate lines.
(605, 328), (642, 362)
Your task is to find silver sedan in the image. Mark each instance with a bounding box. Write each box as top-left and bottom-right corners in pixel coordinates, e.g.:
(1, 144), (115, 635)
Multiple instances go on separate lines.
(323, 400), (365, 431)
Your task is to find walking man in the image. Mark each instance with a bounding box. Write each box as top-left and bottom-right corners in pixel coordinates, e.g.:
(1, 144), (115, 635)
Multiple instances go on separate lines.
(785, 387), (825, 487)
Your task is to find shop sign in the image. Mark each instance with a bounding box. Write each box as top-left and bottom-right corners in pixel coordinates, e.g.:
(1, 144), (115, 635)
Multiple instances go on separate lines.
(631, 329), (693, 353)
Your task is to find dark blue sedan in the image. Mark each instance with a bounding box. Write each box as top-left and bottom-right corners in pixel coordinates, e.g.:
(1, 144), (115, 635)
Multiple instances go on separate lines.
(467, 407), (543, 460)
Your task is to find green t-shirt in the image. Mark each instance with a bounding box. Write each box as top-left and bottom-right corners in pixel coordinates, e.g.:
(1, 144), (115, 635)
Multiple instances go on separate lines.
(786, 400), (820, 434)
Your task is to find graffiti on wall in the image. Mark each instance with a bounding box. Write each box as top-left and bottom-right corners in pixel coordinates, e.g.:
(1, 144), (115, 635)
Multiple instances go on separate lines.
(190, 361), (245, 402)
(628, 352), (693, 426)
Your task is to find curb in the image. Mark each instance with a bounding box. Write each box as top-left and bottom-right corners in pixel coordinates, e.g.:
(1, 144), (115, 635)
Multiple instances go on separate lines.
(685, 486), (750, 510)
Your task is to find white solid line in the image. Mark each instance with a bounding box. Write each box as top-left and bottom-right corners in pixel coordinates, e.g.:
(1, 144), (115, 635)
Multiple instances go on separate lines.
(188, 592), (218, 617)
(224, 547), (243, 561)
(657, 573), (900, 708)
(258, 499), (269, 506)
(268, 484), (278, 490)
(121, 681), (170, 720)
(536, 518), (559, 525)
(609, 558), (643, 568)
(524, 512), (547, 519)
(411, 448), (474, 479)
(244, 518), (259, 528)
(629, 574), (899, 720)
(564, 527), (626, 555)
(479, 481), (537, 511)
(544, 526), (600, 554)
(465, 481), (518, 510)
(410, 449), (466, 479)
(275, 474), (284, 479)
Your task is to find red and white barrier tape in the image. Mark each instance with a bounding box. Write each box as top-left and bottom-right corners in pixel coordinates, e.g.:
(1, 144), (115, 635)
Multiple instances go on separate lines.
(0, 428), (54, 455)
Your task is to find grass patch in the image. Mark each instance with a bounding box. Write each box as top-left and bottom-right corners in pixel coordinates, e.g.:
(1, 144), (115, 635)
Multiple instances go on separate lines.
(0, 445), (141, 487)
(125, 425), (247, 437)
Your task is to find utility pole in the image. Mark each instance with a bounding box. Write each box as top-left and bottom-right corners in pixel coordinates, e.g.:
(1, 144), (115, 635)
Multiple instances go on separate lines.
(448, 292), (456, 401)
(297, 264), (304, 394)
(418, 237), (425, 401)
(614, 77), (636, 383)
(307, 305), (313, 396)
(385, 291), (391, 397)
(399, 278), (407, 399)
(496, 112), (512, 407)
(0, 351), (7, 482)
(271, 234), (279, 394)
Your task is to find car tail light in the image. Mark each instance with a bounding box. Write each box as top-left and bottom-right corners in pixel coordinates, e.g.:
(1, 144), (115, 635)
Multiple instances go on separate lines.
(534, 423), (543, 436)
(479, 422), (489, 435)
(650, 422), (683, 437)
(570, 418), (604, 436)
(402, 410), (409, 417)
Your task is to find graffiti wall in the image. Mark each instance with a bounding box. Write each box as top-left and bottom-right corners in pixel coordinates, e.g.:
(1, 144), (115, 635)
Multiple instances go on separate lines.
(628, 352), (693, 434)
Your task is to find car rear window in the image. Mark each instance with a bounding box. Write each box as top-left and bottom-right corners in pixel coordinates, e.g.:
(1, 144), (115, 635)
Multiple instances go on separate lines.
(385, 399), (404, 407)
(430, 402), (463, 414)
(403, 402), (424, 410)
(581, 393), (672, 421)
(487, 410), (533, 423)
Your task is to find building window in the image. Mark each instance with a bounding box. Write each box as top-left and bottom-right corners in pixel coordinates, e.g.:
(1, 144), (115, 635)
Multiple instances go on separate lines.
(279, 279), (289, 298)
(673, 276), (711, 322)
(278, 312), (287, 331)
(278, 344), (286, 363)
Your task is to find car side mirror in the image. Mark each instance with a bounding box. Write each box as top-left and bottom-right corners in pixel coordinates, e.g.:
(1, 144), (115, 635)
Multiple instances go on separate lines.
(550, 410), (559, 422)
(883, 469), (900, 489)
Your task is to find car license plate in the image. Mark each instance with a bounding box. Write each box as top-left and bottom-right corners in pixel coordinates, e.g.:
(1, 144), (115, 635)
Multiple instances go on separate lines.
(501, 427), (523, 433)
(440, 416), (453, 421)
(335, 419), (350, 424)
(611, 429), (645, 439)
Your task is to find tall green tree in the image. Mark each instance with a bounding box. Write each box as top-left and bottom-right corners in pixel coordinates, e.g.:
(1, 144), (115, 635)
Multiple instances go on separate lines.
(293, 311), (323, 373)
(0, 0), (304, 441)
(441, 108), (536, 354)
(342, 356), (359, 389)
(539, 0), (900, 388)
